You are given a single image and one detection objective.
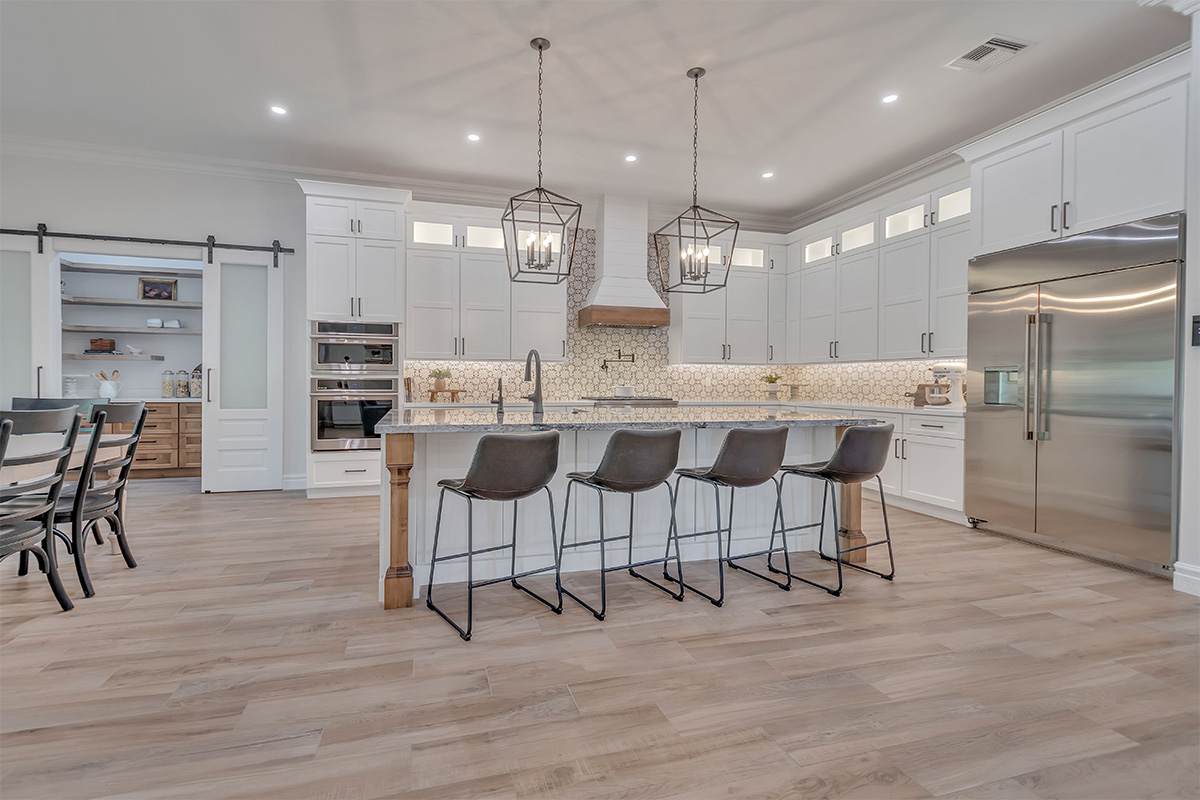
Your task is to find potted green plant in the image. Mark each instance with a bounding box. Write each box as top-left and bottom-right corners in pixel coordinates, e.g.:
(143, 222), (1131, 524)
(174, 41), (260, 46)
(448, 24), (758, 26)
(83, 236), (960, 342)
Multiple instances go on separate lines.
(761, 373), (783, 397)
(429, 368), (451, 391)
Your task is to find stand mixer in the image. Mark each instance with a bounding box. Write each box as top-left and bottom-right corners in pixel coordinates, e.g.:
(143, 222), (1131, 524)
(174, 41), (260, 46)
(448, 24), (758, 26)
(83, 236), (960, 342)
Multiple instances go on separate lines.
(926, 362), (967, 409)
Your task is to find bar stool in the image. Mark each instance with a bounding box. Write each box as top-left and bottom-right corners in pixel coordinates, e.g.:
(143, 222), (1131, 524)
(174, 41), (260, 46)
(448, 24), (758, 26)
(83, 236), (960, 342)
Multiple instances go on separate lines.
(777, 423), (896, 596)
(426, 431), (562, 641)
(558, 428), (684, 620)
(668, 426), (790, 606)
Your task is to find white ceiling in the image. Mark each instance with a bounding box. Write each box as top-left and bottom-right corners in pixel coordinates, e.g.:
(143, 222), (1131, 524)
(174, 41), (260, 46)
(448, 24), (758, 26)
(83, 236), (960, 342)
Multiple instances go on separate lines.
(0, 1), (1190, 227)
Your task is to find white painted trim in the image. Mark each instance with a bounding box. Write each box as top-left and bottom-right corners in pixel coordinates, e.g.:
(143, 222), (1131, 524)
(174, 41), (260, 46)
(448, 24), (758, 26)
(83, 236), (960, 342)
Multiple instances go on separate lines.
(306, 485), (381, 500)
(1140, 0), (1200, 17)
(282, 473), (306, 491)
(862, 488), (971, 526)
(956, 50), (1190, 163)
(295, 179), (412, 205)
(1173, 561), (1200, 595)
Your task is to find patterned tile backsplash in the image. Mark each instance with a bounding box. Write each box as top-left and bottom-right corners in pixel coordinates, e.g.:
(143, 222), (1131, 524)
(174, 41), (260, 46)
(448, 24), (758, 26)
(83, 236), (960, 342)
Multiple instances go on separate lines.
(406, 228), (957, 407)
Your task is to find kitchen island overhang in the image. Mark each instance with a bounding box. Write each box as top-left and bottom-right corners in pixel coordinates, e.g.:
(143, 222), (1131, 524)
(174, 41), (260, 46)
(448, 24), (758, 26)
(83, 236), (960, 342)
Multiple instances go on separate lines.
(375, 407), (884, 608)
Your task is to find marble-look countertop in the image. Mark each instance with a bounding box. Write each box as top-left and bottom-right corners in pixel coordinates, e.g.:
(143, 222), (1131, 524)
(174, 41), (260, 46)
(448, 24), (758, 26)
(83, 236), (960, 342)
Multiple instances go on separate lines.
(376, 406), (882, 434)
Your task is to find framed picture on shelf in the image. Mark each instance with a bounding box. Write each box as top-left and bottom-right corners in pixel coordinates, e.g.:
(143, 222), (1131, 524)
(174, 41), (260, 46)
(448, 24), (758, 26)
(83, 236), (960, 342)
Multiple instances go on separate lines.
(138, 277), (177, 301)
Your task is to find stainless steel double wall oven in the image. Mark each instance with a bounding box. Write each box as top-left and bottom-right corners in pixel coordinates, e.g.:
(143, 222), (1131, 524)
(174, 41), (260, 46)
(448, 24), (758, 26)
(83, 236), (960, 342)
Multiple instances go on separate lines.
(310, 321), (400, 451)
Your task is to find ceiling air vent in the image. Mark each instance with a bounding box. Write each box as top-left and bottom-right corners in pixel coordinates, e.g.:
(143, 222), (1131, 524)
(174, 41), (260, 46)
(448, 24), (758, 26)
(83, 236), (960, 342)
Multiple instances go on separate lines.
(945, 37), (1031, 73)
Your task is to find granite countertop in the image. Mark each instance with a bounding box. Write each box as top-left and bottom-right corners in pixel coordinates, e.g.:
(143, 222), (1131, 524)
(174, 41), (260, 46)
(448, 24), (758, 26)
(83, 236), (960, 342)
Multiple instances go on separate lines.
(376, 406), (883, 434)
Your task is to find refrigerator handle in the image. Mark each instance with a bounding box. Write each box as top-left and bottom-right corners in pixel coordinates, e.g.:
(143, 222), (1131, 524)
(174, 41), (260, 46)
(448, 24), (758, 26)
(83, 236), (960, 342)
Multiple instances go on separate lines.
(1035, 313), (1051, 441)
(1024, 314), (1036, 440)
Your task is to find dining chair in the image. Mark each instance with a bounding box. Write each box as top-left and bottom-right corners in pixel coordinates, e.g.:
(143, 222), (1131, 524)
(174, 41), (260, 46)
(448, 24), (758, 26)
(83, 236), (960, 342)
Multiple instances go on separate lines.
(0, 407), (83, 611)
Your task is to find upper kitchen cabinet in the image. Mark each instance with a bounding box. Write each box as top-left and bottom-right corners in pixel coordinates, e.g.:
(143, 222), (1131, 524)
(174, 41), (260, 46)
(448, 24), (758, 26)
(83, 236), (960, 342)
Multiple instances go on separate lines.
(306, 196), (405, 241)
(767, 244), (787, 273)
(882, 181), (969, 245)
(670, 266), (770, 365)
(409, 215), (507, 254)
(877, 236), (931, 360)
(800, 213), (878, 269)
(931, 181), (971, 228)
(796, 249), (878, 363)
(406, 248), (511, 361)
(768, 271), (786, 365)
(968, 77), (1187, 256)
(511, 280), (568, 362)
(928, 223), (970, 358)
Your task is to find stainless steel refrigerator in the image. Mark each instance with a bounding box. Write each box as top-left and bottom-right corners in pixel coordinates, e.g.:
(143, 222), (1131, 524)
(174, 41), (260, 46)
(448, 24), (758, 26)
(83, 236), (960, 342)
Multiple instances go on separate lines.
(965, 213), (1183, 574)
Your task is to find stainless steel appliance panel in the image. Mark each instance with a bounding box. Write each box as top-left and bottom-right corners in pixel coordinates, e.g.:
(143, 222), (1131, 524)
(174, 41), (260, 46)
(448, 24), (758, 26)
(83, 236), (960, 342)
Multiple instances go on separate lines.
(969, 213), (1183, 294)
(312, 338), (396, 373)
(966, 284), (1040, 532)
(1033, 263), (1178, 567)
(310, 377), (398, 451)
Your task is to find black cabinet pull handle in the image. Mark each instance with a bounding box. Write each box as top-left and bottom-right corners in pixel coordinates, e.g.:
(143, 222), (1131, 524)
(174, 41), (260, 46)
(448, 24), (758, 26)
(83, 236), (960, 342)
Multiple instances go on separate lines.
(921, 332), (927, 353)
(1062, 201), (1070, 230)
(902, 439), (907, 460)
(894, 440), (900, 458)
(1050, 204), (1058, 233)
(929, 331), (935, 352)
(345, 468), (367, 473)
(206, 369), (213, 403)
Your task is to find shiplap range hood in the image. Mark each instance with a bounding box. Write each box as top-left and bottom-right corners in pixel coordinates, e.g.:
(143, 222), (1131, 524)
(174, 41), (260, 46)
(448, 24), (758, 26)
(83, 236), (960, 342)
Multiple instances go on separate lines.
(578, 195), (670, 328)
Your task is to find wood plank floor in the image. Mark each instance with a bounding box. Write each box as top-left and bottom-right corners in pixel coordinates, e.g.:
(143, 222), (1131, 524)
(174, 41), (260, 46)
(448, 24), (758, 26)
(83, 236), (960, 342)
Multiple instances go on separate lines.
(2, 478), (1197, 800)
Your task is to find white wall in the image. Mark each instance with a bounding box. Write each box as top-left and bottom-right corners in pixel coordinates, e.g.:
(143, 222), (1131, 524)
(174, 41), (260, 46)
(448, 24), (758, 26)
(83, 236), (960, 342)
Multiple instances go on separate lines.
(0, 153), (309, 483)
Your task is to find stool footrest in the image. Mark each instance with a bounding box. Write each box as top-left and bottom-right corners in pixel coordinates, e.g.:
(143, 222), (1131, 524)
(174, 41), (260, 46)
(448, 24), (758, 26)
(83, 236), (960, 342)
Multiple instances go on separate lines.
(839, 539), (890, 555)
(470, 563), (557, 589)
(675, 527), (729, 541)
(433, 541), (513, 563)
(562, 533), (631, 550)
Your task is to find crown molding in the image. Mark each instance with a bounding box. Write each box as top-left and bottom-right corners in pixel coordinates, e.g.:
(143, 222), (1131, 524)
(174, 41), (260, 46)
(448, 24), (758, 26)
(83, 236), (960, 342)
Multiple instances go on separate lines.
(1139, 0), (1200, 16)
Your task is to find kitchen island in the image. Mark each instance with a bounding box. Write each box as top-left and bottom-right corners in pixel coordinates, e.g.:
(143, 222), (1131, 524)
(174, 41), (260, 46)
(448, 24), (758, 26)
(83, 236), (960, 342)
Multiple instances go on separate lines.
(375, 406), (883, 608)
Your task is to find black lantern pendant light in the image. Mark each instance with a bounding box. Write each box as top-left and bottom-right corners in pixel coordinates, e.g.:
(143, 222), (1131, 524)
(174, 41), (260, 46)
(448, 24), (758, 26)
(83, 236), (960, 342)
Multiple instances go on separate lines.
(654, 67), (739, 294)
(502, 38), (582, 285)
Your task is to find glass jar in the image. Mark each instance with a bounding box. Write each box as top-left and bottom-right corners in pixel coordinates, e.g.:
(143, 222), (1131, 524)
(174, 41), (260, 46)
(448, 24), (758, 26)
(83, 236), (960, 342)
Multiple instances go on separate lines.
(162, 370), (175, 398)
(175, 370), (190, 398)
(189, 369), (203, 398)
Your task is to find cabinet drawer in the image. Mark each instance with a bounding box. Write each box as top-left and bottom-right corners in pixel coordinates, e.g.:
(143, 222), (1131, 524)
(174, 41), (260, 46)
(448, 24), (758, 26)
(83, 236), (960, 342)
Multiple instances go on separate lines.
(904, 414), (963, 439)
(180, 417), (202, 434)
(180, 446), (202, 468)
(181, 434), (202, 449)
(131, 449), (178, 469)
(311, 456), (380, 486)
(145, 402), (180, 419)
(136, 432), (178, 451)
(139, 417), (179, 434)
(179, 403), (202, 418)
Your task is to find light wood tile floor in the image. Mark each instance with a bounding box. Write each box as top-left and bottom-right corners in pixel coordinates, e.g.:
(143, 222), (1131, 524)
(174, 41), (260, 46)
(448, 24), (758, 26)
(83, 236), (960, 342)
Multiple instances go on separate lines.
(1, 478), (1197, 799)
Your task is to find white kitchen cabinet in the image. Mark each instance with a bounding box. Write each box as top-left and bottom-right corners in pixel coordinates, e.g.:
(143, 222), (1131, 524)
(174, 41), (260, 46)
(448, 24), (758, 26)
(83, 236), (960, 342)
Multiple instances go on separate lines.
(1061, 82), (1187, 236)
(973, 131), (1063, 254)
(511, 279), (567, 361)
(306, 196), (404, 241)
(670, 267), (770, 364)
(932, 181), (971, 228)
(868, 412), (904, 496)
(882, 194), (931, 244)
(307, 236), (402, 322)
(768, 271), (786, 364)
(800, 227), (837, 269)
(0, 236), (60, 405)
(928, 223), (971, 358)
(901, 434), (964, 510)
(878, 236), (931, 360)
(800, 214), (878, 270)
(833, 249), (878, 362)
(785, 270), (803, 365)
(798, 262), (835, 363)
(767, 244), (787, 273)
(725, 268), (769, 364)
(406, 248), (510, 361)
(409, 215), (506, 253)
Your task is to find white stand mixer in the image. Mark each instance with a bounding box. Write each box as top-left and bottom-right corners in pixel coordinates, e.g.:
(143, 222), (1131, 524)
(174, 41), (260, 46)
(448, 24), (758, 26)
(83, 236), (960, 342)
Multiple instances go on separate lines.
(926, 362), (967, 410)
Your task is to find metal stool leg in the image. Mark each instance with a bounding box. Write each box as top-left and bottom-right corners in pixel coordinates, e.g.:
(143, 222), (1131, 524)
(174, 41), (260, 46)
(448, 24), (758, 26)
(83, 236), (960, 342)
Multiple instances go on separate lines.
(627, 482), (685, 602)
(726, 476), (793, 591)
(426, 488), (475, 641)
(832, 475), (896, 581)
(666, 476), (726, 607)
(774, 474), (843, 596)
(509, 488), (564, 613)
(561, 483), (609, 620)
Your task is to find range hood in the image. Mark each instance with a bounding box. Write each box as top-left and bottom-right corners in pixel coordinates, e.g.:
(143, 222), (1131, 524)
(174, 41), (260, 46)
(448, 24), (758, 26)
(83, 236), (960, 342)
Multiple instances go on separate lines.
(578, 195), (670, 328)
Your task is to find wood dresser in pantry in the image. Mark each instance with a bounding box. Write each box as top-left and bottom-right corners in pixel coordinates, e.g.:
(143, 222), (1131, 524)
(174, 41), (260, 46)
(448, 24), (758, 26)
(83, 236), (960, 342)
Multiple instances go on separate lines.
(109, 401), (202, 478)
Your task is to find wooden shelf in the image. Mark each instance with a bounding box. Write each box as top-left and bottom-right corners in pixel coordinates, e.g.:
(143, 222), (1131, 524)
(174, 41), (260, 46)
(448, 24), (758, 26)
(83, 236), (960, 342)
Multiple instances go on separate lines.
(61, 295), (202, 309)
(63, 353), (166, 362)
(60, 260), (203, 279)
(62, 324), (201, 336)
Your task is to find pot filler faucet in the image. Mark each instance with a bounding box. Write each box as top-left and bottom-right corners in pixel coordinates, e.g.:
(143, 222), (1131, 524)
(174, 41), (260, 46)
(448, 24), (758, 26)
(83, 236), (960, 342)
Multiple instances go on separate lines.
(524, 349), (544, 414)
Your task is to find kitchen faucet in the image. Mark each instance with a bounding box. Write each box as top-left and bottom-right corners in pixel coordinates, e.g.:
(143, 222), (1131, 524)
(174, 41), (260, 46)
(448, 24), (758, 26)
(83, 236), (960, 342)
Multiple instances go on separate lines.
(523, 349), (543, 414)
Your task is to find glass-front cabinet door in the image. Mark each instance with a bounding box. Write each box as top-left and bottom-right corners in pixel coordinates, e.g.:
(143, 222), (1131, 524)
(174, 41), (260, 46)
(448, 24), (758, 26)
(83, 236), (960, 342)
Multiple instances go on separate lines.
(882, 194), (931, 244)
(932, 181), (971, 228)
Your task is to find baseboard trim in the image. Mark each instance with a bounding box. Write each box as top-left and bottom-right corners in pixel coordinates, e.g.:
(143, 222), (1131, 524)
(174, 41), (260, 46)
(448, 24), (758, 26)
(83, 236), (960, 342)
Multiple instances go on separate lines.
(862, 489), (970, 526)
(1173, 561), (1200, 596)
(282, 473), (306, 491)
(306, 485), (380, 500)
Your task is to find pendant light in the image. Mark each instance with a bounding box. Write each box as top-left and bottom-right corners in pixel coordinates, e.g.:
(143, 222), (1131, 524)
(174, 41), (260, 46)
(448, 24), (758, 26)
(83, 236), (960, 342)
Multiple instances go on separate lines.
(654, 67), (739, 294)
(502, 38), (582, 285)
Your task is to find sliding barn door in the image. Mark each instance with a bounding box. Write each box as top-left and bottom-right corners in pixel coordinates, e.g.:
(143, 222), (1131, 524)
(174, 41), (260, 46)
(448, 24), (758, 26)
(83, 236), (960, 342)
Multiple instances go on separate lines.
(201, 251), (283, 492)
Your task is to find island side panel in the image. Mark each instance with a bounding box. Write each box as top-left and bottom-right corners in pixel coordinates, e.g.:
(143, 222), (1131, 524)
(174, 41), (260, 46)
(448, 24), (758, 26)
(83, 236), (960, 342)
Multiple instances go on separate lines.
(384, 432), (415, 609)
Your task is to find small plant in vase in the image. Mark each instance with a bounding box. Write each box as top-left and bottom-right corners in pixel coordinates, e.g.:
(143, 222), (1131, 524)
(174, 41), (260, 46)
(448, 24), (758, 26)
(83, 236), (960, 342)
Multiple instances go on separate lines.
(428, 368), (451, 392)
(761, 373), (783, 398)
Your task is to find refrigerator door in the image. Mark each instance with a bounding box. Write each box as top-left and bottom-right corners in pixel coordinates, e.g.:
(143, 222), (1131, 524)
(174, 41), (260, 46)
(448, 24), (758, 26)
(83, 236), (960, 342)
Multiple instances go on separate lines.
(1034, 263), (1178, 568)
(965, 284), (1040, 532)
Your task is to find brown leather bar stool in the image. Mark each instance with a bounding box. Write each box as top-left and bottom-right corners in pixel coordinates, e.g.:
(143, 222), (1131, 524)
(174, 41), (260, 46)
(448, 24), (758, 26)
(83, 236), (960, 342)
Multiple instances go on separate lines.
(426, 431), (562, 641)
(558, 428), (684, 620)
(777, 423), (896, 596)
(668, 426), (790, 606)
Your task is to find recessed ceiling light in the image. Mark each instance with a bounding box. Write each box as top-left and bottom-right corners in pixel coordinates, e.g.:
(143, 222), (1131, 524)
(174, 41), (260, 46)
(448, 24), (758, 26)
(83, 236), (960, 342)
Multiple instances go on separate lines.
(881, 93), (899, 104)
(467, 133), (481, 142)
(625, 154), (637, 162)
(761, 171), (774, 179)
(270, 105), (287, 115)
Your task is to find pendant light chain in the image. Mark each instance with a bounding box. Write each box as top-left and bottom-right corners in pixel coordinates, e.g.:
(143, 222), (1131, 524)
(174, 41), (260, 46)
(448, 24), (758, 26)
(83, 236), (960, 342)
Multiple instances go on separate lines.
(692, 73), (699, 207)
(537, 45), (544, 188)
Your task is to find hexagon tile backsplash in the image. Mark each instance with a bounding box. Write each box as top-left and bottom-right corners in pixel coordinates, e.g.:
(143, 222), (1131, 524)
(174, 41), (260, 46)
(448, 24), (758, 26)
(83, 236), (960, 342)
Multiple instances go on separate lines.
(406, 228), (953, 407)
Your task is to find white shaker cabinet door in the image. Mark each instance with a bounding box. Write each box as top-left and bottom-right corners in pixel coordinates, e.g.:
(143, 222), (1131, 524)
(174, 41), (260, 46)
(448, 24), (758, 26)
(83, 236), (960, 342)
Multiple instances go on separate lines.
(929, 224), (971, 358)
(1062, 82), (1187, 236)
(306, 197), (355, 238)
(307, 236), (356, 321)
(868, 412), (904, 496)
(768, 271), (787, 364)
(354, 201), (405, 241)
(406, 248), (459, 359)
(834, 249), (879, 362)
(353, 239), (403, 323)
(458, 253), (511, 361)
(677, 289), (727, 364)
(973, 131), (1063, 255)
(878, 236), (931, 360)
(799, 262), (836, 363)
(725, 268), (769, 364)
(902, 434), (964, 510)
(785, 270), (803, 365)
(511, 279), (568, 361)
